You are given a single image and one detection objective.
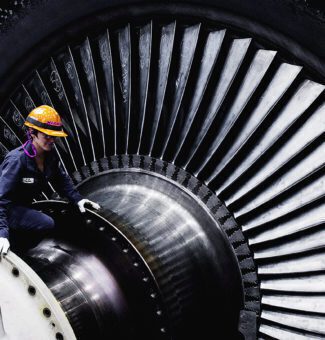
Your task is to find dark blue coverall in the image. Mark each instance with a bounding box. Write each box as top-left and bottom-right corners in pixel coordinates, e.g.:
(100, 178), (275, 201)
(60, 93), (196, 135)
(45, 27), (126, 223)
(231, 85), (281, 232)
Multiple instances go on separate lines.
(0, 142), (83, 239)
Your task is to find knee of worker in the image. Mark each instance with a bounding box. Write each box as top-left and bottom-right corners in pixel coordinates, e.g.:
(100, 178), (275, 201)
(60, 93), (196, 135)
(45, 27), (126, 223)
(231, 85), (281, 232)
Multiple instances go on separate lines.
(35, 213), (55, 231)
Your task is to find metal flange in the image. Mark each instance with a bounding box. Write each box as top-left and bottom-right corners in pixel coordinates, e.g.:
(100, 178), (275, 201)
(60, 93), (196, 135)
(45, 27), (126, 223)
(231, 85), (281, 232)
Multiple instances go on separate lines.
(0, 250), (76, 340)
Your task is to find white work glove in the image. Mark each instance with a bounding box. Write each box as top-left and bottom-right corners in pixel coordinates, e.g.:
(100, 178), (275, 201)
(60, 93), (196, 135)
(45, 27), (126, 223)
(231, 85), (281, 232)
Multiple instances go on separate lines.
(0, 238), (10, 255)
(77, 199), (101, 213)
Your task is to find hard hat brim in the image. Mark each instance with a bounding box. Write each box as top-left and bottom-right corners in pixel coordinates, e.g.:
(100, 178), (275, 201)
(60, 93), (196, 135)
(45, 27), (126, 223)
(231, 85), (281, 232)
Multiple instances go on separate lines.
(24, 121), (68, 137)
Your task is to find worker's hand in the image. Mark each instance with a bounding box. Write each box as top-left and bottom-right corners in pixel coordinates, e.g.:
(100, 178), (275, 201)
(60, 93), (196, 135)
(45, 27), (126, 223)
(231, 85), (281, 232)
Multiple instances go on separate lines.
(77, 199), (101, 213)
(0, 238), (10, 256)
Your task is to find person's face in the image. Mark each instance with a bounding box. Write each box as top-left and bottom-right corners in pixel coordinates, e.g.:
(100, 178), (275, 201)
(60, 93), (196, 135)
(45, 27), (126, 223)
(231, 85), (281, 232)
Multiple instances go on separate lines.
(33, 131), (56, 152)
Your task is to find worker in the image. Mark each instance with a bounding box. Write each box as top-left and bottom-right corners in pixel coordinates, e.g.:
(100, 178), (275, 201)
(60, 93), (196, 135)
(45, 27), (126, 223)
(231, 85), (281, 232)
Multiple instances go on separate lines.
(0, 105), (100, 255)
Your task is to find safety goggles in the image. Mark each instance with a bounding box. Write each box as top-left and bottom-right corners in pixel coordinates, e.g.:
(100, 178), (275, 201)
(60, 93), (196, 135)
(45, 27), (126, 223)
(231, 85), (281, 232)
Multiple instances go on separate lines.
(39, 132), (57, 140)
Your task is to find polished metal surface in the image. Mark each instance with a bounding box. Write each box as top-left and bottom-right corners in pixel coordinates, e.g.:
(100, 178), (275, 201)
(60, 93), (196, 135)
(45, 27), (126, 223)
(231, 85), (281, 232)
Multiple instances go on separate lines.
(17, 190), (243, 340)
(78, 169), (243, 338)
(25, 239), (132, 339)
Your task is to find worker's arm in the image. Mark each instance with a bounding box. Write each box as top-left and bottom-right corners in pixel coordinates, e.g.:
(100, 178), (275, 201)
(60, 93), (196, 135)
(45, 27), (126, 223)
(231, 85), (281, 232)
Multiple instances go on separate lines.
(51, 162), (100, 213)
(51, 160), (84, 204)
(0, 154), (22, 240)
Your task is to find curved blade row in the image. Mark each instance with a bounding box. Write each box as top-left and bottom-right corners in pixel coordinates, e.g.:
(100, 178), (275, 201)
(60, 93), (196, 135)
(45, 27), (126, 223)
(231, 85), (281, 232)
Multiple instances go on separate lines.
(0, 20), (324, 338)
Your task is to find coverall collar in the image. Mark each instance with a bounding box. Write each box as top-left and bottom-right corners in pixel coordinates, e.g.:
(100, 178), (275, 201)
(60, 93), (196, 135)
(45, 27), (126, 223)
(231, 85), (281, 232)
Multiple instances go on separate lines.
(23, 142), (56, 176)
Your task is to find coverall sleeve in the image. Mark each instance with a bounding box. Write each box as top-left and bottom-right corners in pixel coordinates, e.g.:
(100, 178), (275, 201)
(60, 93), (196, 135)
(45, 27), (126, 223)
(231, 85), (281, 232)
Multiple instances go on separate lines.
(51, 161), (83, 204)
(0, 154), (22, 238)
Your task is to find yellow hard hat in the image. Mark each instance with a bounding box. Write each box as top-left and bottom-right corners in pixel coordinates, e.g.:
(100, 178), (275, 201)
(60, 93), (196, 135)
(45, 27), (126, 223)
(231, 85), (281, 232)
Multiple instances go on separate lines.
(24, 105), (68, 137)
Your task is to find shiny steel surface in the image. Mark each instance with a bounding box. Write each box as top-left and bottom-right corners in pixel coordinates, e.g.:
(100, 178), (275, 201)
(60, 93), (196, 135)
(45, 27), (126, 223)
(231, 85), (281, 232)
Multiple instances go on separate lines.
(78, 169), (243, 338)
(19, 199), (172, 340)
(17, 189), (243, 340)
(25, 239), (131, 339)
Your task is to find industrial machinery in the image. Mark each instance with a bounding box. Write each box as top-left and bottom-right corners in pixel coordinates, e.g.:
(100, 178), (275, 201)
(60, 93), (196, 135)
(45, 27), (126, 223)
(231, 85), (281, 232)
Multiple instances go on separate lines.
(0, 1), (324, 339)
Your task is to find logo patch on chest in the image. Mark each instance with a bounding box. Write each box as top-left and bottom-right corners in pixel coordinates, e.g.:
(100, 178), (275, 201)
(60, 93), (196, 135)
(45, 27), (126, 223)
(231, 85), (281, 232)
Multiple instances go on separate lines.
(22, 177), (35, 184)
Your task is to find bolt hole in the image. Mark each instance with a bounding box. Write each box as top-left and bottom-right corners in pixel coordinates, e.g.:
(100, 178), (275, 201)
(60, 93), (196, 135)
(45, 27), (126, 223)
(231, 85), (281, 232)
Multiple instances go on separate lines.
(28, 286), (36, 296)
(12, 268), (19, 277)
(51, 322), (56, 328)
(56, 332), (64, 340)
(43, 307), (51, 318)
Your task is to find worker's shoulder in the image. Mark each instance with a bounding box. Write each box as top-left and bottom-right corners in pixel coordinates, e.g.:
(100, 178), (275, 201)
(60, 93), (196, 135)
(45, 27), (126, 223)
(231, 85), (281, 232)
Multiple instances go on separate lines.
(3, 145), (24, 161)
